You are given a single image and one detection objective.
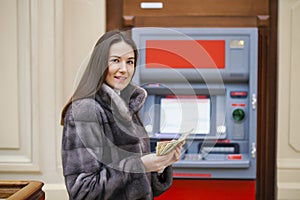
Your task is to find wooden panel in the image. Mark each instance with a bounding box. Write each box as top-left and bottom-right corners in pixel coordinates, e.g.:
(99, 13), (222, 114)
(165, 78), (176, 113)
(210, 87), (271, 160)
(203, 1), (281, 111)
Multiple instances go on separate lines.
(106, 0), (124, 31)
(123, 0), (269, 28)
(0, 180), (44, 200)
(108, 0), (269, 31)
(123, 16), (259, 27)
(124, 0), (268, 16)
(256, 0), (277, 199)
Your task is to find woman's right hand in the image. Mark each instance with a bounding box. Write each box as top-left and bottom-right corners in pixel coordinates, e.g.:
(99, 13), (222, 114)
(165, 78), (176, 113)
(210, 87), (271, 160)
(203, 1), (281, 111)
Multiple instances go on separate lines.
(141, 142), (184, 173)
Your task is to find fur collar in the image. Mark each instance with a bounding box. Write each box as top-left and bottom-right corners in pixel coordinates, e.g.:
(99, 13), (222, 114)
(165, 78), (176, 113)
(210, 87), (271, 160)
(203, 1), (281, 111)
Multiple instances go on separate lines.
(96, 82), (147, 122)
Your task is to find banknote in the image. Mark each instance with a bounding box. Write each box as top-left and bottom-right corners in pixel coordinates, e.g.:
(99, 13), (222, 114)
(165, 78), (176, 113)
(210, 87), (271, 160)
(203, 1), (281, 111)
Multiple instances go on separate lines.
(156, 129), (192, 156)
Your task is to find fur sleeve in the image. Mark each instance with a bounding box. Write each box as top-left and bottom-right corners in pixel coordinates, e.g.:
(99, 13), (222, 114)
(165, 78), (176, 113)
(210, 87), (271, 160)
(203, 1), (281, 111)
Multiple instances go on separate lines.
(151, 166), (173, 196)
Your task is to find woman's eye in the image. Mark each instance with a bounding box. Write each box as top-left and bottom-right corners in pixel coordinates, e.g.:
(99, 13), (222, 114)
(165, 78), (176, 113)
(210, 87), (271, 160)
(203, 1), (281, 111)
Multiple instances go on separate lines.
(127, 60), (134, 65)
(111, 59), (119, 63)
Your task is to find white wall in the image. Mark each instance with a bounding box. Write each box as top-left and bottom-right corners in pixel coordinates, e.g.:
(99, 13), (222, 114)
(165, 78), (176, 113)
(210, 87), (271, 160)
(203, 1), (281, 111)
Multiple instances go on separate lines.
(277, 0), (300, 199)
(0, 0), (105, 199)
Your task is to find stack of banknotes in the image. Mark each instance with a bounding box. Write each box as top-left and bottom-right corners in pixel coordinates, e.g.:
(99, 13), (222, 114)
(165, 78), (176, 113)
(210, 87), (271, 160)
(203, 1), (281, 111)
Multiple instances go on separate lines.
(156, 130), (192, 156)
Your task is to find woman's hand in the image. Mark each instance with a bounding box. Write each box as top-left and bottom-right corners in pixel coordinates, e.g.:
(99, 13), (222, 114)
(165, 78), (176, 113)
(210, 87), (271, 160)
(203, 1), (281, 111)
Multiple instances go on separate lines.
(141, 141), (185, 173)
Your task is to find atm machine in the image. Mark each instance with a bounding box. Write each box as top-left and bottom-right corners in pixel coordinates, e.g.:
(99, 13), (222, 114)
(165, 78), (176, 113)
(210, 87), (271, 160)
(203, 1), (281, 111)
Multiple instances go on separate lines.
(132, 28), (258, 200)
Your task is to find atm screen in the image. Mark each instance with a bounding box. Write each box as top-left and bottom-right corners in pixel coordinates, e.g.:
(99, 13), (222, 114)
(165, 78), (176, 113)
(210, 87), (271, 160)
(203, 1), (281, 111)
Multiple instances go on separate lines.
(160, 97), (211, 134)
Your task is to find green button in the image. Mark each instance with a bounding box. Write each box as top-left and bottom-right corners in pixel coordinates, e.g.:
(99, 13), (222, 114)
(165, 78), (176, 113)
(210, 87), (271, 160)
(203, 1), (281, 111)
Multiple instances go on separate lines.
(232, 109), (245, 121)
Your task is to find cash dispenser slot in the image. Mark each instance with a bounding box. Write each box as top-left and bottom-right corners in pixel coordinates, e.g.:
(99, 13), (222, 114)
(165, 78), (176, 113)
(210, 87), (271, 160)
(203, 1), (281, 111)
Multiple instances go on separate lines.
(197, 142), (240, 154)
(151, 139), (250, 168)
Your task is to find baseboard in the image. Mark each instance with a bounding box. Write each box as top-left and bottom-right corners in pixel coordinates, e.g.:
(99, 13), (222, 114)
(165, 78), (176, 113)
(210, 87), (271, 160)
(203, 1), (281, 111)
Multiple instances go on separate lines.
(43, 183), (68, 200)
(277, 182), (300, 200)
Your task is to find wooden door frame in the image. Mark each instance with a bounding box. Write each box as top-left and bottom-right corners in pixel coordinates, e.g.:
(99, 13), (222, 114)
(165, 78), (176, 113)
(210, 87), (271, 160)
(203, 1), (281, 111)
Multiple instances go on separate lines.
(106, 0), (278, 199)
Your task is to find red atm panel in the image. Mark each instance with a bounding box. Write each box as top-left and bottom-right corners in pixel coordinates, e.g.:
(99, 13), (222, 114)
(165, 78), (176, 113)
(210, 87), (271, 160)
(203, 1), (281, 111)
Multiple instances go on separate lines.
(155, 179), (256, 200)
(146, 40), (225, 69)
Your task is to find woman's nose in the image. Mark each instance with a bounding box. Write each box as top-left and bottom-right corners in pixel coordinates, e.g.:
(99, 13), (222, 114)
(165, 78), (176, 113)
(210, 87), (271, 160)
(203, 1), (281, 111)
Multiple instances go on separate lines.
(119, 61), (127, 72)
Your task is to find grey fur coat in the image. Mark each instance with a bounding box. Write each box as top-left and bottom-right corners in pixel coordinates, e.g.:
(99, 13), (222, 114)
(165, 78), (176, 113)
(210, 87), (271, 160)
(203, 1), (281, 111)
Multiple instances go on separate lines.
(62, 83), (173, 200)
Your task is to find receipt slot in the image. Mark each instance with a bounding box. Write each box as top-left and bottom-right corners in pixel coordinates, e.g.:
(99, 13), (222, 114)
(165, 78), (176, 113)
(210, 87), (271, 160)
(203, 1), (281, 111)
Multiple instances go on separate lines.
(132, 28), (258, 199)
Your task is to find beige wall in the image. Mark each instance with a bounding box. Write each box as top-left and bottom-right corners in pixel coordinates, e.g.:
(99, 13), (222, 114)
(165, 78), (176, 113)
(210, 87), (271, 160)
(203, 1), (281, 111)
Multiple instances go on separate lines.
(0, 0), (105, 199)
(277, 0), (300, 199)
(1, 0), (300, 199)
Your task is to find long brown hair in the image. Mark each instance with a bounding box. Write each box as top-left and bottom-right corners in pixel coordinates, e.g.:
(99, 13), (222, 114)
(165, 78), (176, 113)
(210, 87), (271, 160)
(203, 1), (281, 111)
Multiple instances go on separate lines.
(60, 30), (138, 125)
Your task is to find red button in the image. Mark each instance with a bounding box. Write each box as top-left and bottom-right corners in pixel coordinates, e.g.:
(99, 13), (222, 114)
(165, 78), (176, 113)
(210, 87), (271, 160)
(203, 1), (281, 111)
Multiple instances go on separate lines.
(232, 103), (246, 107)
(227, 154), (243, 160)
(230, 91), (248, 98)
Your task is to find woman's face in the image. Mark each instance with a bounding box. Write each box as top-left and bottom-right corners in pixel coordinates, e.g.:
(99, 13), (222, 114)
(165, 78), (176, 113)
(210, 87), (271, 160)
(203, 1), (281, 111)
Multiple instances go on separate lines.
(106, 41), (135, 91)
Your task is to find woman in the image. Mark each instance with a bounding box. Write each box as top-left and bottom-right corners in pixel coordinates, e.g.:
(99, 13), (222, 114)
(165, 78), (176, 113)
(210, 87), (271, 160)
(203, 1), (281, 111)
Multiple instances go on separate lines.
(60, 30), (184, 200)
